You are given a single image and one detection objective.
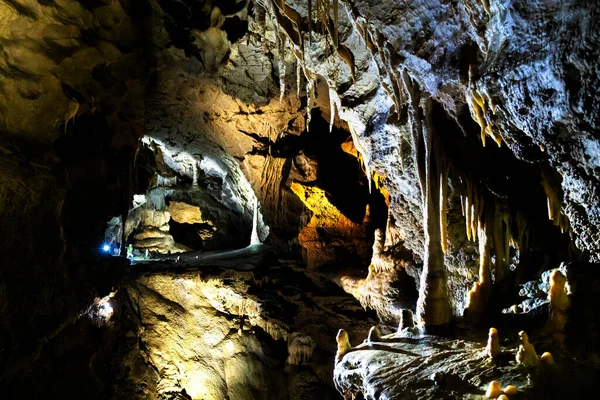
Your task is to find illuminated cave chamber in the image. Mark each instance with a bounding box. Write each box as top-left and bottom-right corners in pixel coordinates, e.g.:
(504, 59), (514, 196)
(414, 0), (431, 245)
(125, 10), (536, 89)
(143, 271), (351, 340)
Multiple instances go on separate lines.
(1, 0), (599, 399)
(104, 136), (270, 256)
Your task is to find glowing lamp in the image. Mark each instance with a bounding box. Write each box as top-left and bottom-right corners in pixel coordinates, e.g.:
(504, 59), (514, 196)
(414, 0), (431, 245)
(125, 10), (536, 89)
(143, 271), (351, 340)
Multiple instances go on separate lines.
(102, 244), (111, 252)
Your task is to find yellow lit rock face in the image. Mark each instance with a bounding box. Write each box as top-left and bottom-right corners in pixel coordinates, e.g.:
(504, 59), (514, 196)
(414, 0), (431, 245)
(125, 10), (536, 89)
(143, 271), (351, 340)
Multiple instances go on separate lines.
(341, 139), (359, 158)
(291, 182), (370, 270)
(168, 201), (206, 224)
(127, 273), (289, 400)
(0, 0), (146, 144)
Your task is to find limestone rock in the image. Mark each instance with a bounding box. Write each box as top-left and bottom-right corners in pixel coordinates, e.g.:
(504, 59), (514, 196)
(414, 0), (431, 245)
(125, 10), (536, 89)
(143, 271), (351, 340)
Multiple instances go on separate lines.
(168, 201), (205, 225)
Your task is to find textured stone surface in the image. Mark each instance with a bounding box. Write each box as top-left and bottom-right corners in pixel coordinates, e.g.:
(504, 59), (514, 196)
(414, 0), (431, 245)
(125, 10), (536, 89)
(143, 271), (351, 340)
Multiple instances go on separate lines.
(168, 201), (205, 224)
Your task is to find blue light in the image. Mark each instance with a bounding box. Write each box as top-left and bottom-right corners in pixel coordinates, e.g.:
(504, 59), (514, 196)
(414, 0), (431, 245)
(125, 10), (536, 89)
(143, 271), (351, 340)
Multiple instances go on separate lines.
(103, 244), (111, 252)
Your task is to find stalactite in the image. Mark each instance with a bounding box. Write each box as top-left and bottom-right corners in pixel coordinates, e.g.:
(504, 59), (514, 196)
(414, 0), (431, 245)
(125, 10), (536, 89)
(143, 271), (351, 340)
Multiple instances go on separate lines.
(541, 167), (570, 234)
(415, 98), (451, 328)
(492, 205), (510, 281)
(279, 33), (287, 103)
(365, 27), (377, 54)
(471, 185), (480, 241)
(465, 180), (472, 240)
(480, 0), (491, 15)
(306, 79), (315, 130)
(334, 44), (356, 82)
(348, 125), (372, 193)
(401, 70), (426, 198)
(468, 88), (502, 147)
(465, 204), (492, 319)
(296, 58), (302, 98)
(439, 162), (449, 254)
(346, 7), (365, 45)
(306, 0), (312, 44)
(515, 211), (530, 254)
(329, 85), (337, 132)
(332, 0), (339, 47)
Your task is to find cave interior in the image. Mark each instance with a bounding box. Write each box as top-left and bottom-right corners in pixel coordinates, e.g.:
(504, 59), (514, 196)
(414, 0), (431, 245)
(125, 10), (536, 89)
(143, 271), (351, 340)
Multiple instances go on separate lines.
(1, 0), (600, 399)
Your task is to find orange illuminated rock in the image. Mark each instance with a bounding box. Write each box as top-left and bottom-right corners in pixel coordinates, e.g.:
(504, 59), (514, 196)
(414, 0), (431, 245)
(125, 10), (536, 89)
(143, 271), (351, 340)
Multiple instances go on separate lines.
(291, 182), (370, 270)
(341, 139), (359, 157)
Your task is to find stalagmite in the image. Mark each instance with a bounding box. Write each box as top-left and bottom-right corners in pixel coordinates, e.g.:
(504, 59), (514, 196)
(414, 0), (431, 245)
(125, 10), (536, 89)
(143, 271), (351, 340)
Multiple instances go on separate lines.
(486, 381), (502, 398)
(540, 352), (555, 366)
(485, 327), (500, 359)
(503, 385), (518, 396)
(398, 309), (415, 331)
(548, 269), (569, 343)
(516, 331), (540, 368)
(335, 329), (352, 364)
(367, 326), (381, 344)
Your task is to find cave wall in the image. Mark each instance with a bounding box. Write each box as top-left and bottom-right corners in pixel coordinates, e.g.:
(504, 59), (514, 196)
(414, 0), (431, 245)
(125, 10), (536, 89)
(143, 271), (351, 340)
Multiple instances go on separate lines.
(263, 0), (599, 318)
(0, 0), (153, 376)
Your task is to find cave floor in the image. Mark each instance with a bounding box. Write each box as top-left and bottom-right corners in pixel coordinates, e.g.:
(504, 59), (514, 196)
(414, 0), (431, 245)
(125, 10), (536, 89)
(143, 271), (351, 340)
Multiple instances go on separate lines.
(129, 244), (276, 273)
(107, 248), (600, 400)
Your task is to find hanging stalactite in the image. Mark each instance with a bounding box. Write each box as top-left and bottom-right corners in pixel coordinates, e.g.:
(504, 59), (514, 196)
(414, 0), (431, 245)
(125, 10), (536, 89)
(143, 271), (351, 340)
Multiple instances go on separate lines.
(401, 79), (452, 327)
(296, 57), (302, 98)
(541, 165), (571, 235)
(439, 161), (449, 254)
(329, 84), (337, 132)
(332, 0), (339, 48)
